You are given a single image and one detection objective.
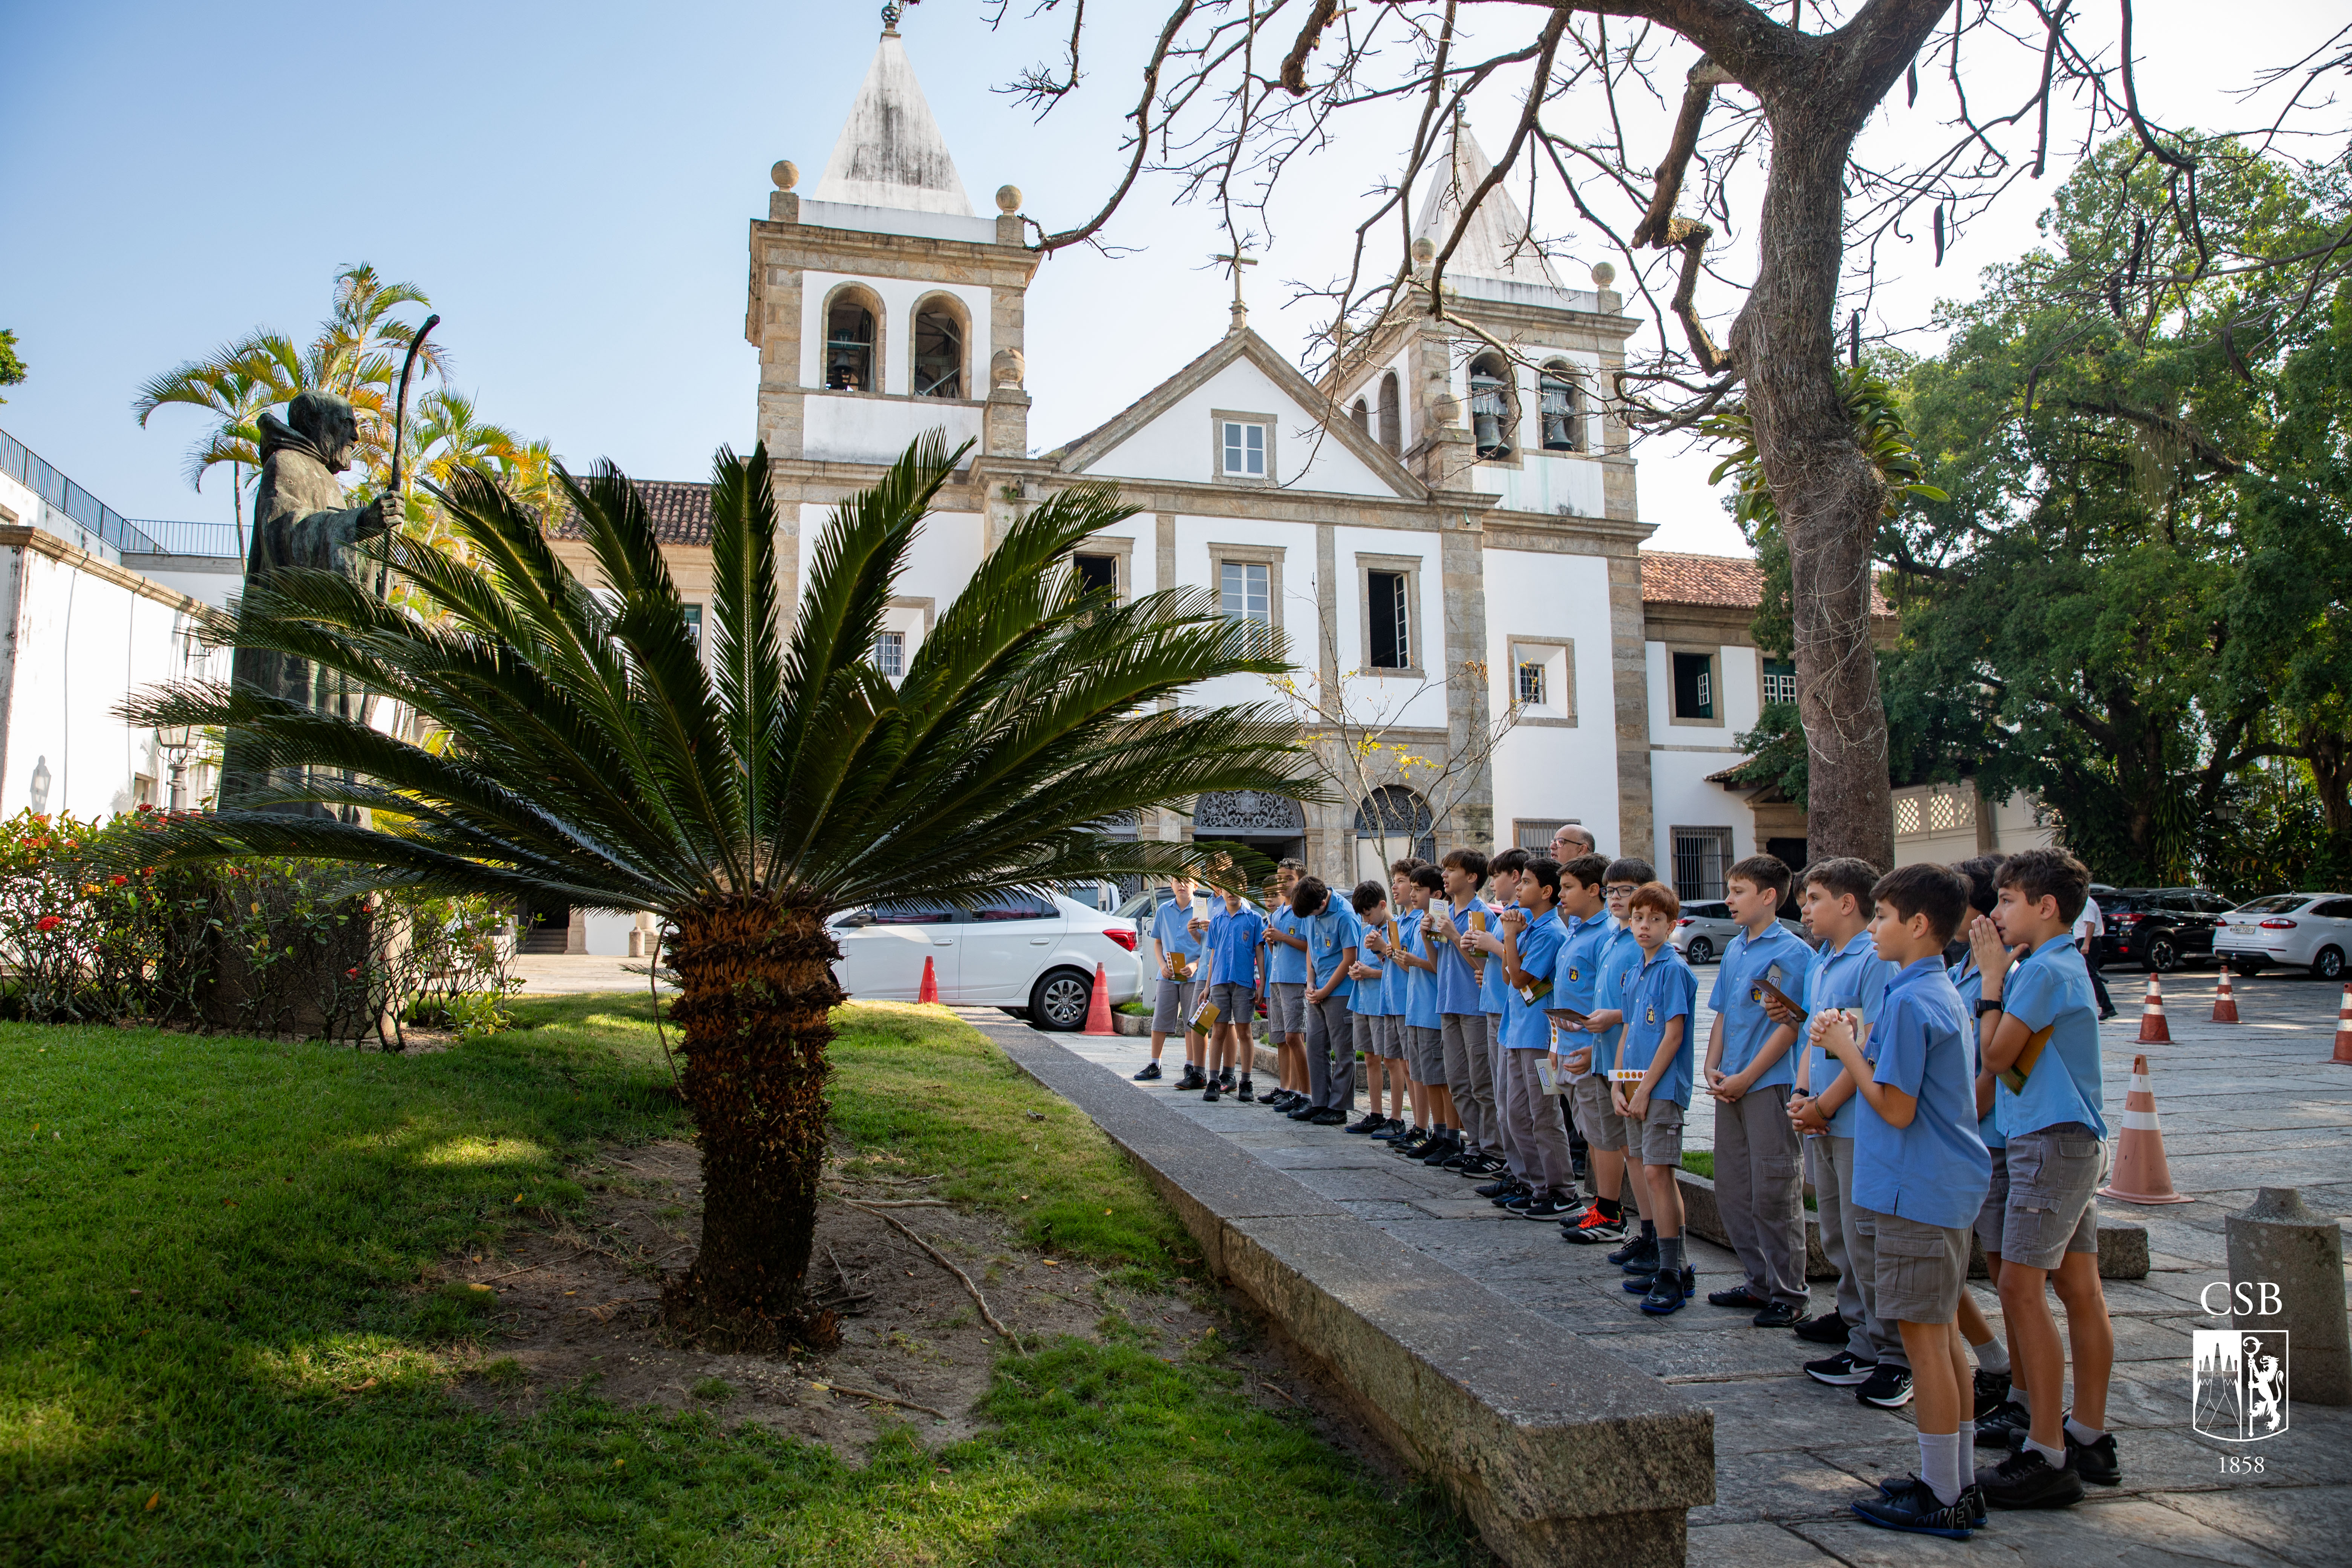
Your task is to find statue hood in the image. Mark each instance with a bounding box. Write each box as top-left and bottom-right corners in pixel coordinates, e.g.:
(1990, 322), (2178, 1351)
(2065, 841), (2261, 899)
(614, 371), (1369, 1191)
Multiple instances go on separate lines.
(259, 406), (351, 473)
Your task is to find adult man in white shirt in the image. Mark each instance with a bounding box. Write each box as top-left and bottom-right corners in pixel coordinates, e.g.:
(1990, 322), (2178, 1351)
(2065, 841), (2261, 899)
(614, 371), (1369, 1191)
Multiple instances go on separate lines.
(2073, 894), (2118, 1020)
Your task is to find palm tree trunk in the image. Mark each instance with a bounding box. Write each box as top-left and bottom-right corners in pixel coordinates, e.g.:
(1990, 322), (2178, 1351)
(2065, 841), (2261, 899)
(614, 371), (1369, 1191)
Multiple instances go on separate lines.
(661, 890), (845, 1349)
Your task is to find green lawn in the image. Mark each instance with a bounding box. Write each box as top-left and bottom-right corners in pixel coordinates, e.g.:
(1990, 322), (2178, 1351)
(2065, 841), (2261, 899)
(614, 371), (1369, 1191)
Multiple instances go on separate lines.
(2, 995), (1481, 1566)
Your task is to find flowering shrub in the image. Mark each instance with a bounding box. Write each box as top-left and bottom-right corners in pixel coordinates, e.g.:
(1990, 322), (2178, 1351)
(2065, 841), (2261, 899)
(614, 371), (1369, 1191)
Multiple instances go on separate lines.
(0, 807), (518, 1046)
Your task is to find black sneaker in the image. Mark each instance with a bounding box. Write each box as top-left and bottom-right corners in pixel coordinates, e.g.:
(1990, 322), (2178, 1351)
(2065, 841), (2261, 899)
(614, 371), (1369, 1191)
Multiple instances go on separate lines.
(1370, 1117), (1405, 1139)
(1308, 1108), (1348, 1126)
(1473, 1177), (1518, 1199)
(1175, 1068), (1206, 1092)
(1132, 1061), (1163, 1081)
(1874, 1474), (1989, 1529)
(1458, 1153), (1507, 1178)
(1345, 1110), (1387, 1134)
(1707, 1286), (1769, 1309)
(1976, 1444), (2084, 1510)
(1972, 1367), (2011, 1420)
(1519, 1196), (1577, 1221)
(1218, 1067), (1236, 1090)
(1391, 1129), (1432, 1156)
(1639, 1269), (1689, 1316)
(1623, 1265), (1697, 1295)
(1752, 1301), (1809, 1330)
(1420, 1136), (1463, 1167)
(1857, 1363), (1914, 1409)
(2066, 1430), (2121, 1487)
(1236, 1078), (1256, 1103)
(1974, 1400), (2030, 1446)
(1202, 1077), (1222, 1103)
(1561, 1205), (1628, 1245)
(1804, 1351), (1877, 1387)
(1285, 1101), (1321, 1120)
(1852, 1477), (1975, 1539)
(1487, 1184), (1534, 1209)
(1794, 1311), (1849, 1345)
(1607, 1235), (1656, 1269)
(1438, 1145), (1476, 1171)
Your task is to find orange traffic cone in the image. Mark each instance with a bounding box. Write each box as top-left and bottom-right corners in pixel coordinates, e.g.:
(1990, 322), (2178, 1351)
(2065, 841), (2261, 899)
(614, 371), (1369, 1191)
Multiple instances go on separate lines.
(2211, 968), (2240, 1024)
(2332, 981), (2352, 1065)
(1082, 963), (1114, 1035)
(918, 954), (940, 1004)
(2098, 1055), (2193, 1205)
(2135, 972), (2171, 1044)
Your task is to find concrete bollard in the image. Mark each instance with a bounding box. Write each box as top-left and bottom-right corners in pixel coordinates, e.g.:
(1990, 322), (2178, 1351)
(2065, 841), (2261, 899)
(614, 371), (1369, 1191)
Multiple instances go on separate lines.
(2225, 1187), (2350, 1406)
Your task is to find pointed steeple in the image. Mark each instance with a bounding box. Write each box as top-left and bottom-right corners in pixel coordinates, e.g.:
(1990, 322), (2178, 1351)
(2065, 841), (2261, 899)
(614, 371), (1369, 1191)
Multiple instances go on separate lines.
(811, 18), (977, 217)
(1410, 109), (1562, 287)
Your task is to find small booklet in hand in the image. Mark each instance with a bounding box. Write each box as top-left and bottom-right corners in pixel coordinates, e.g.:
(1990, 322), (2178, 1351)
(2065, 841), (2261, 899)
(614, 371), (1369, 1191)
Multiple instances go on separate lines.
(1754, 974), (1806, 1021)
(1189, 996), (1222, 1033)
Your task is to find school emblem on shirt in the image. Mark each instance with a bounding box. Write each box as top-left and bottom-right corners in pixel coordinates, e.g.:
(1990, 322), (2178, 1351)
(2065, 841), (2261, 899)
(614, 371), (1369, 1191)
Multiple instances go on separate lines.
(1751, 962), (1784, 1006)
(1645, 1004), (1657, 1024)
(2193, 1329), (2289, 1442)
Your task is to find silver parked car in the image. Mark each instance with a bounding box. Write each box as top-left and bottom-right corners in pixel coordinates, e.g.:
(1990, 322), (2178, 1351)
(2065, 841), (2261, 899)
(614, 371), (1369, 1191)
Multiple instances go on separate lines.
(2211, 893), (2352, 980)
(1669, 900), (1810, 966)
(826, 892), (1144, 1029)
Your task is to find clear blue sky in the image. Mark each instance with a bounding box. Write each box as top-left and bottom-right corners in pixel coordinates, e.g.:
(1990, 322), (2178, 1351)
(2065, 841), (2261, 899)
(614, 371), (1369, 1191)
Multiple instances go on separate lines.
(3, 1), (2335, 554)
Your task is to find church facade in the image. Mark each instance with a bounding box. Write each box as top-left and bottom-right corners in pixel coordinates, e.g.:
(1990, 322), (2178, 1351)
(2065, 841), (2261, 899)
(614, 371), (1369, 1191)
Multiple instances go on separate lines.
(546, 22), (1778, 890)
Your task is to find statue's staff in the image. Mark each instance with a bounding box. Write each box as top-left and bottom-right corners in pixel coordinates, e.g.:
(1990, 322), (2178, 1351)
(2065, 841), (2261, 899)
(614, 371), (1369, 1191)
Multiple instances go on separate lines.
(378, 312), (439, 602)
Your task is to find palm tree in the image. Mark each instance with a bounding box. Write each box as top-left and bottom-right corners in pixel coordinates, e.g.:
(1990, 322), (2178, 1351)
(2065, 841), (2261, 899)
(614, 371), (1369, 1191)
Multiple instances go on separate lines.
(122, 434), (1315, 1347)
(131, 351), (280, 558)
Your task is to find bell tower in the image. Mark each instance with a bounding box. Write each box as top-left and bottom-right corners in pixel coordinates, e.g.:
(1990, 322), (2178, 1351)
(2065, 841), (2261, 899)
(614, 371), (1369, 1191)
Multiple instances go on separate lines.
(744, 8), (1040, 470)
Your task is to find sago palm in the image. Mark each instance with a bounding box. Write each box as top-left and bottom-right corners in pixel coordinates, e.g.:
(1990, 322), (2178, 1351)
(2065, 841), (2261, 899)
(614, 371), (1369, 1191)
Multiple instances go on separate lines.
(122, 433), (1315, 1346)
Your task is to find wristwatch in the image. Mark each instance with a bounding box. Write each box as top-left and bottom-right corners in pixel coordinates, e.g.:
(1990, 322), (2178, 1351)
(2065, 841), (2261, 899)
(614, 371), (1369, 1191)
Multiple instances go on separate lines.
(1975, 998), (2004, 1017)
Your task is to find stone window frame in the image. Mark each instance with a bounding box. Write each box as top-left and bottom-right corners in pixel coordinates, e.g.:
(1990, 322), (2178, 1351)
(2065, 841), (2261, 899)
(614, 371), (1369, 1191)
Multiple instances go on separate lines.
(1208, 541), (1286, 656)
(908, 290), (975, 401)
(1072, 534), (1134, 603)
(1505, 633), (1577, 728)
(818, 280), (888, 395)
(1210, 407), (1279, 486)
(1354, 551), (1425, 680)
(1670, 825), (1736, 901)
(1666, 644), (1724, 729)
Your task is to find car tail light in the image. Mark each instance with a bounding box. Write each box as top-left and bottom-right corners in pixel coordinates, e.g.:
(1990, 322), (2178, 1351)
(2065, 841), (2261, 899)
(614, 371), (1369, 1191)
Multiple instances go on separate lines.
(2260, 918), (2299, 930)
(2113, 911), (2145, 924)
(1676, 917), (1694, 926)
(1104, 927), (1138, 951)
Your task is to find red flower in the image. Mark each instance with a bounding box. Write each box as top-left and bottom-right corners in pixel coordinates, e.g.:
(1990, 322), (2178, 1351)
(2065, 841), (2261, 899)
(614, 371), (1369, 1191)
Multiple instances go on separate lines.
(36, 915), (62, 933)
(110, 875), (128, 887)
(345, 967), (360, 979)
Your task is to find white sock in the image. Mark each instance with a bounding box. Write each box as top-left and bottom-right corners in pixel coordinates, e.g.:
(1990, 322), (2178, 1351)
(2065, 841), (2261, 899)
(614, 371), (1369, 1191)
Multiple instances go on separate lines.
(2065, 1415), (2105, 1446)
(1959, 1419), (1976, 1453)
(2014, 1382), (2032, 1413)
(1974, 1337), (2010, 1376)
(2025, 1437), (2065, 1465)
(1920, 1432), (1965, 1506)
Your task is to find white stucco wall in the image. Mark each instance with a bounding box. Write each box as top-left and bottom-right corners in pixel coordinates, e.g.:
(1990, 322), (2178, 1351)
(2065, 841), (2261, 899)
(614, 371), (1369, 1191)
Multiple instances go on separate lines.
(801, 395), (985, 467)
(1083, 358), (1404, 498)
(1484, 547), (1621, 852)
(1645, 638), (1764, 881)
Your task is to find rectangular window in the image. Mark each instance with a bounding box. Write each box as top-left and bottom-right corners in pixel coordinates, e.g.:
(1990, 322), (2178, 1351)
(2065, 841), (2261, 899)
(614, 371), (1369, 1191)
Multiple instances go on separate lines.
(1074, 553), (1118, 595)
(1517, 659), (1546, 707)
(872, 629), (905, 678)
(681, 603), (703, 650)
(1761, 658), (1798, 707)
(1671, 650), (1715, 720)
(1515, 818), (1572, 851)
(1671, 827), (1734, 901)
(1220, 420), (1266, 478)
(1366, 570), (1410, 669)
(1219, 560), (1271, 649)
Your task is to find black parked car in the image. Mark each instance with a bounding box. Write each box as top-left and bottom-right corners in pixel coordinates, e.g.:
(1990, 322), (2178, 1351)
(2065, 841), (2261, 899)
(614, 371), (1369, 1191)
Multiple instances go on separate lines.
(2098, 886), (2233, 972)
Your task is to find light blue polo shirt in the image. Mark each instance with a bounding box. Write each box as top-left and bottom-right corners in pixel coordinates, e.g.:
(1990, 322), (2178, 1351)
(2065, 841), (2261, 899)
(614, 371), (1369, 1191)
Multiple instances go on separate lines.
(1305, 903), (1364, 996)
(1204, 903), (1266, 991)
(1435, 896), (1485, 1015)
(1588, 924), (1645, 1076)
(1803, 930), (1896, 1136)
(1623, 946), (1699, 1107)
(1501, 907), (1567, 1050)
(1949, 957), (2003, 1151)
(1353, 908), (1397, 1015)
(1551, 909), (1612, 1015)
(1996, 933), (2106, 1139)
(1709, 921), (1811, 1089)
(1403, 913), (1441, 1030)
(1855, 957), (1991, 1229)
(1267, 904), (1309, 986)
(1152, 896), (1204, 963)
(1479, 902), (1508, 1017)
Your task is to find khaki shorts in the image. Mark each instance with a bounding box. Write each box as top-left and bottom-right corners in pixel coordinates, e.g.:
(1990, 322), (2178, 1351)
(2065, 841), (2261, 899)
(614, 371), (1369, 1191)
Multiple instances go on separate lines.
(1974, 1145), (2009, 1259)
(1268, 982), (1307, 1034)
(1862, 1207), (1971, 1325)
(1151, 974), (1198, 1034)
(1637, 1098), (1687, 1165)
(1407, 1024), (1446, 1085)
(1570, 1073), (1625, 1150)
(2002, 1122), (2105, 1269)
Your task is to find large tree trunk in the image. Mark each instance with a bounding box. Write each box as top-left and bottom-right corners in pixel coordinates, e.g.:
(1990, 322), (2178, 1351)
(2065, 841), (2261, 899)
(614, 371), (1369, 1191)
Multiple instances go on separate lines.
(661, 890), (844, 1350)
(1730, 112), (1895, 871)
(2303, 724), (2352, 839)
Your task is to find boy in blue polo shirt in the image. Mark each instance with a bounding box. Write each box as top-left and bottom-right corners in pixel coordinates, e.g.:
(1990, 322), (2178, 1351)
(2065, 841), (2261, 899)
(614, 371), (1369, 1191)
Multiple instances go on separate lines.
(1496, 856), (1575, 1219)
(1784, 857), (1905, 1404)
(1702, 853), (1812, 1329)
(1545, 853), (1615, 1228)
(1616, 881), (1697, 1314)
(1346, 880), (1405, 1136)
(1563, 858), (1653, 1252)
(1970, 848), (2115, 1510)
(1288, 876), (1361, 1127)
(1390, 863), (1459, 1165)
(1138, 875), (1209, 1087)
(1464, 847), (1530, 1201)
(1197, 880), (1267, 1104)
(1812, 862), (1990, 1538)
(1262, 858), (1311, 1111)
(1947, 856), (2018, 1429)
(1430, 850), (1503, 1178)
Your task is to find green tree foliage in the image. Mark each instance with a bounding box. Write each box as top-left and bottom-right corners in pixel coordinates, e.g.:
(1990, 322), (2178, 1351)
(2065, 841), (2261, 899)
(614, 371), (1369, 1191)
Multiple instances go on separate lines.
(1883, 136), (2351, 887)
(0, 328), (24, 403)
(118, 434), (1320, 1346)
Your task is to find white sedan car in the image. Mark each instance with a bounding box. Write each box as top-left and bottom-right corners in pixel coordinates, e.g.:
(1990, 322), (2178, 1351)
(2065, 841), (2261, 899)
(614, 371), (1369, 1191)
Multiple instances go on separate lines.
(2211, 893), (2352, 980)
(825, 892), (1144, 1029)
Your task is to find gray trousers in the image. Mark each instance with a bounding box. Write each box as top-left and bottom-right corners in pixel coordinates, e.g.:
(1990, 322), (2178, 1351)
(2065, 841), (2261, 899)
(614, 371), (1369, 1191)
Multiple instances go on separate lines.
(1499, 1049), (1575, 1198)
(1485, 1011), (1514, 1162)
(1440, 1014), (1496, 1151)
(1715, 1086), (1807, 1307)
(1304, 992), (1355, 1112)
(1808, 1133), (1906, 1367)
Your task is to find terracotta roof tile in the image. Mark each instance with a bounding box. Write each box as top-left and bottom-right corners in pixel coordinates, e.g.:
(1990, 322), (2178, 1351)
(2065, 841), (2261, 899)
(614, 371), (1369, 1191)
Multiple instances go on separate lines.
(547, 479), (714, 547)
(1639, 549), (1893, 617)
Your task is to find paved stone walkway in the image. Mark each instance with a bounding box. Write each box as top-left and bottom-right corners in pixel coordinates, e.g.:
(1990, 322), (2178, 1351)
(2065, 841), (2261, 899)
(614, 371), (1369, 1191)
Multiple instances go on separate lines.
(1044, 968), (2352, 1568)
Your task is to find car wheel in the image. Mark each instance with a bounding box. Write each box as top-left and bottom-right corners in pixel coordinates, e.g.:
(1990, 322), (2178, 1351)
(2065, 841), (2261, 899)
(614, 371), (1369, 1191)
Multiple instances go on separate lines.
(1029, 968), (1093, 1031)
(2315, 946), (2346, 982)
(1686, 937), (1714, 965)
(2147, 936), (2178, 974)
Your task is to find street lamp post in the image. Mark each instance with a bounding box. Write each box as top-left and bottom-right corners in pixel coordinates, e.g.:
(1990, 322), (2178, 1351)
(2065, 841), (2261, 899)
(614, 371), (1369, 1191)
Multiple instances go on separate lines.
(159, 724), (196, 811)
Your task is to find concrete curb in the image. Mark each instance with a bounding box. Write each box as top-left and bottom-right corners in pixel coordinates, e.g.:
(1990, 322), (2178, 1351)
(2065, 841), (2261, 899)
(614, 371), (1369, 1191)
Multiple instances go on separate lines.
(974, 1015), (1713, 1568)
(1673, 1169), (2150, 1280)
